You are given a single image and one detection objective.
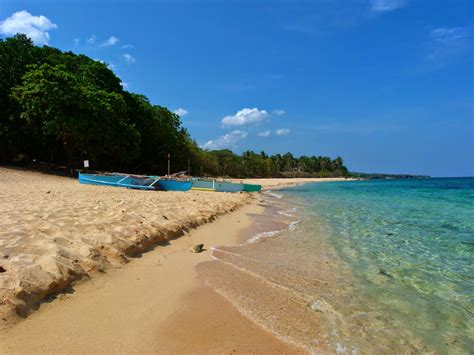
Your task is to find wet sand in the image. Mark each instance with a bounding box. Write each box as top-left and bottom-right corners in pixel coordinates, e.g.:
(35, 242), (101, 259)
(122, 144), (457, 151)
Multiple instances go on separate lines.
(157, 286), (303, 354)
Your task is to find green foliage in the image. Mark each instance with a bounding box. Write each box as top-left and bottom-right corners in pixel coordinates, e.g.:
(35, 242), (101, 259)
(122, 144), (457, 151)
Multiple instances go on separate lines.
(205, 150), (349, 178)
(0, 34), (44, 158)
(0, 34), (349, 177)
(11, 63), (140, 166)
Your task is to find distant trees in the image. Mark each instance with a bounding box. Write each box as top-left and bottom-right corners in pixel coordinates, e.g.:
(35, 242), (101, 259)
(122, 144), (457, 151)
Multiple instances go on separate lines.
(187, 149), (348, 178)
(0, 34), (349, 178)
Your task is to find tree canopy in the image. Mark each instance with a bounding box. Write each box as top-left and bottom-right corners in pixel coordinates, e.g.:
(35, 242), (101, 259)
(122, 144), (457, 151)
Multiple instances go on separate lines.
(0, 34), (349, 178)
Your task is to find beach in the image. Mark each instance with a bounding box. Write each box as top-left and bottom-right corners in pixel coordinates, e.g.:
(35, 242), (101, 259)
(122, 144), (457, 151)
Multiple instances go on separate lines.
(1, 168), (471, 353)
(0, 166), (346, 352)
(0, 1), (470, 352)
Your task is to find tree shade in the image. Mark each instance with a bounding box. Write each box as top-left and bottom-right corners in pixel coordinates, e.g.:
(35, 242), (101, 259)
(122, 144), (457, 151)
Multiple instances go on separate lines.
(0, 34), (349, 178)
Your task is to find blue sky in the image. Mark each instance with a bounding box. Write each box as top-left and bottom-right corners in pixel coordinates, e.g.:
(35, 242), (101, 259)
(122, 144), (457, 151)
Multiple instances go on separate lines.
(0, 0), (472, 177)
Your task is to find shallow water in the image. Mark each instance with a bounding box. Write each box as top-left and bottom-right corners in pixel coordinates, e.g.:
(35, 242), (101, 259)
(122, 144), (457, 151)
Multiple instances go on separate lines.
(198, 178), (474, 353)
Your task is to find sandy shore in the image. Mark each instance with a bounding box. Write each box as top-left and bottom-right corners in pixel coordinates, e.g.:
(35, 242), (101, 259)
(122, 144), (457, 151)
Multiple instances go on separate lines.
(0, 167), (250, 322)
(0, 167), (345, 353)
(234, 177), (351, 190)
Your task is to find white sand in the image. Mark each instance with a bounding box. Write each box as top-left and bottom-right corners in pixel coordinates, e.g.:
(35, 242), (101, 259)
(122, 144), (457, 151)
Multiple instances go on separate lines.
(0, 167), (249, 321)
(234, 177), (352, 190)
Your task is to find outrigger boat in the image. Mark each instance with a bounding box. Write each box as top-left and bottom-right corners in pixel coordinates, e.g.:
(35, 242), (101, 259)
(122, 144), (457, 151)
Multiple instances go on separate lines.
(190, 179), (216, 192)
(191, 178), (260, 193)
(156, 178), (192, 191)
(242, 183), (262, 192)
(78, 172), (192, 191)
(214, 181), (244, 192)
(191, 179), (244, 192)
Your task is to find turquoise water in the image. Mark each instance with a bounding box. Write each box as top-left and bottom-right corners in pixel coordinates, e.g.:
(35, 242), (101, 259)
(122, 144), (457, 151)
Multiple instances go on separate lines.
(286, 178), (474, 352)
(200, 178), (473, 352)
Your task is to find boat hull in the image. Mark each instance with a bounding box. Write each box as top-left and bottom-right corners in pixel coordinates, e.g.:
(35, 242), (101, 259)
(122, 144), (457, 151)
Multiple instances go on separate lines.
(79, 173), (192, 191)
(214, 181), (244, 192)
(191, 180), (215, 191)
(243, 183), (262, 192)
(191, 179), (244, 192)
(79, 172), (159, 190)
(157, 179), (192, 191)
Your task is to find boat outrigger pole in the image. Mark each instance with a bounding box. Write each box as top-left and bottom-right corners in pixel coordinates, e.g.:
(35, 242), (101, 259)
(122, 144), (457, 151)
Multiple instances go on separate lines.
(167, 153), (171, 176)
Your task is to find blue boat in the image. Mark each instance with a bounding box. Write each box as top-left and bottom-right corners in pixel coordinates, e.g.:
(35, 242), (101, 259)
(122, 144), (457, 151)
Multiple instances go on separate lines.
(157, 179), (192, 191)
(78, 172), (191, 191)
(191, 179), (216, 191)
(191, 179), (244, 193)
(214, 181), (244, 192)
(79, 172), (160, 190)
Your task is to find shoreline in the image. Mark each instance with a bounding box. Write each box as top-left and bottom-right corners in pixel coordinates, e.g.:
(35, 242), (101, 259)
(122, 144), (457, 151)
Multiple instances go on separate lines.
(0, 168), (347, 352)
(233, 177), (353, 191)
(191, 189), (313, 352)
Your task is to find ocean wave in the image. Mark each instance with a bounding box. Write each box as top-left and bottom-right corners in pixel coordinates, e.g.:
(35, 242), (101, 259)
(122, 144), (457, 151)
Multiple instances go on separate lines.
(210, 246), (242, 259)
(289, 220), (301, 230)
(277, 207), (297, 217)
(264, 190), (283, 199)
(244, 218), (302, 244)
(245, 230), (282, 244)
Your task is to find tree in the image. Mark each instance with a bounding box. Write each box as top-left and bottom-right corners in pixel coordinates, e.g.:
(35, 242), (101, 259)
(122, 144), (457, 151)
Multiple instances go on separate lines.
(281, 152), (296, 171)
(0, 34), (44, 160)
(12, 63), (140, 167)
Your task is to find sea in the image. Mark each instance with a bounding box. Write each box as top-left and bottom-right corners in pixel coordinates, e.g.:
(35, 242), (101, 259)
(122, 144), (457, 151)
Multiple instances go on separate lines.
(197, 178), (474, 353)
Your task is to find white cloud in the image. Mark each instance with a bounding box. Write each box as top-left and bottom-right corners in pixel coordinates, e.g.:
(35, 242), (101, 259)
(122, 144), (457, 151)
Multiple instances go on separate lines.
(272, 109), (286, 116)
(221, 108), (268, 126)
(202, 130), (248, 150)
(122, 53), (135, 64)
(370, 0), (406, 12)
(275, 128), (290, 136)
(73, 38), (79, 45)
(121, 44), (133, 49)
(121, 81), (129, 89)
(94, 58), (115, 68)
(94, 58), (118, 71)
(87, 34), (96, 45)
(101, 35), (119, 47)
(173, 108), (189, 116)
(0, 10), (57, 45)
(258, 130), (271, 137)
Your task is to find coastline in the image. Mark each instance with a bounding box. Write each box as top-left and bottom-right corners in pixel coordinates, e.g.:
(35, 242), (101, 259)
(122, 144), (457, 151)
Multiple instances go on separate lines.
(164, 189), (311, 353)
(0, 167), (345, 352)
(233, 177), (352, 191)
